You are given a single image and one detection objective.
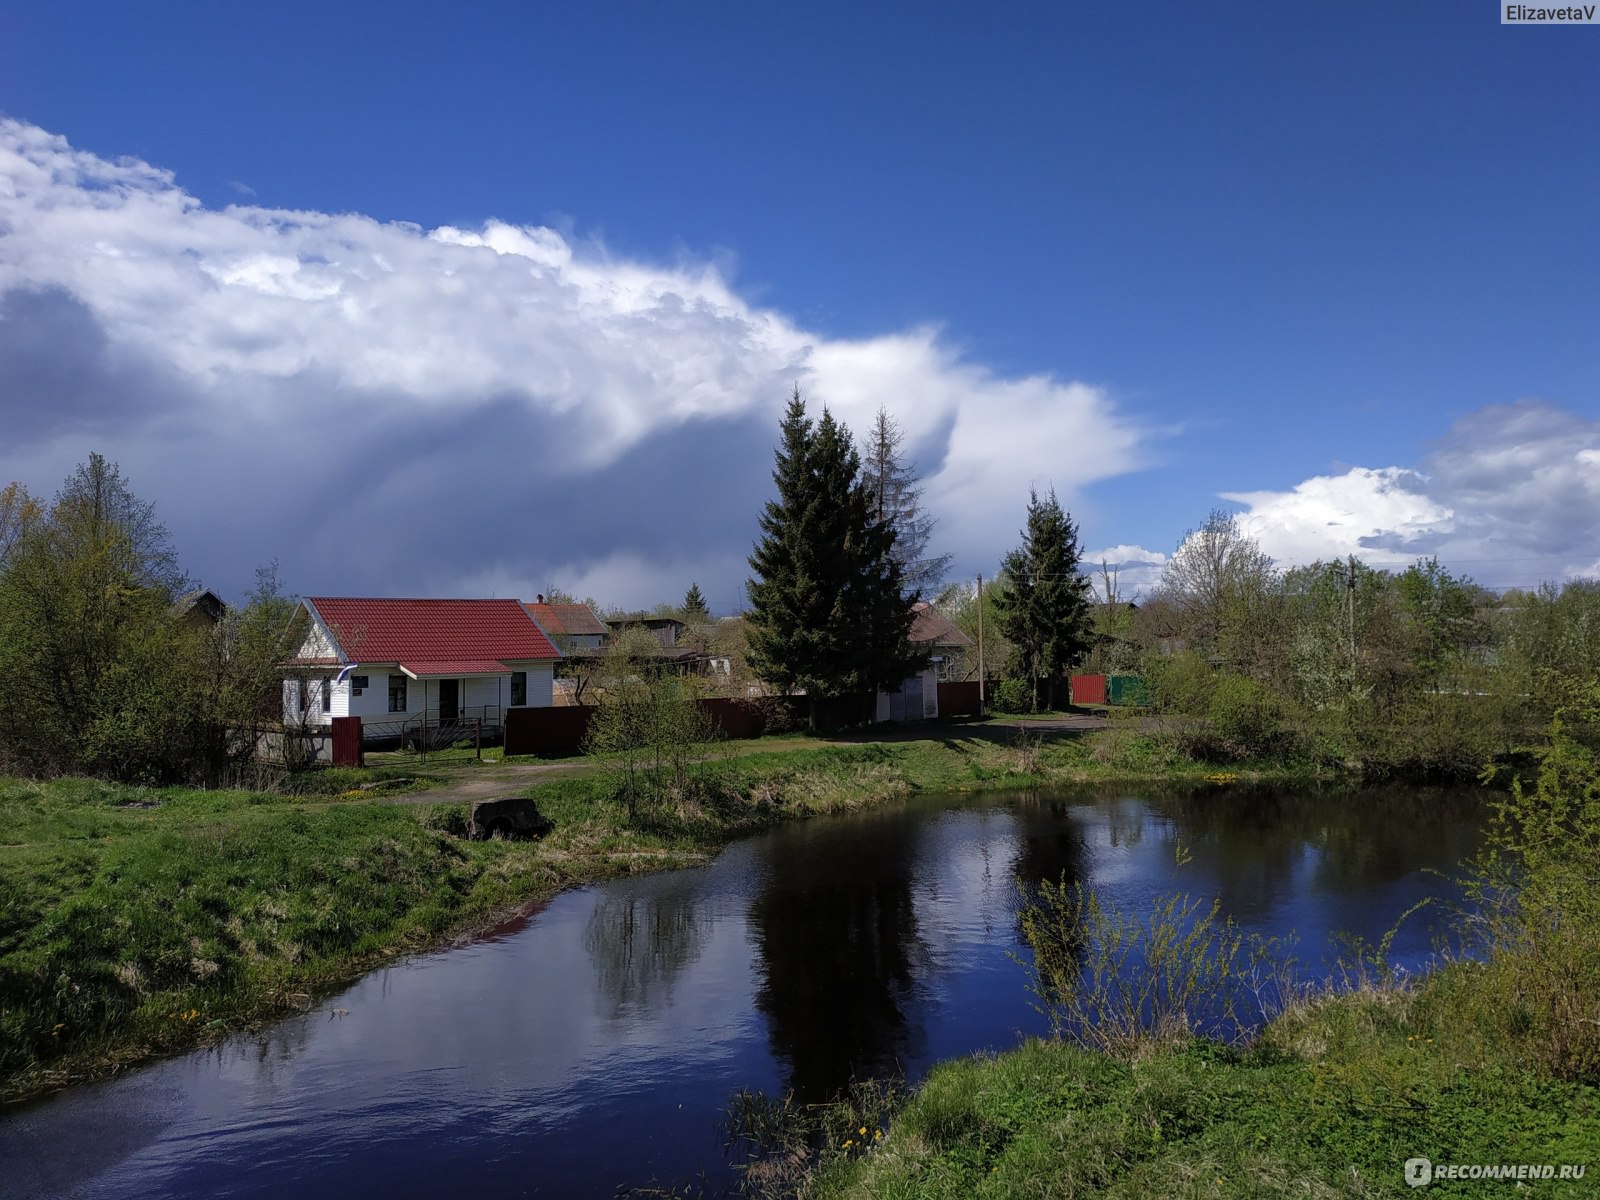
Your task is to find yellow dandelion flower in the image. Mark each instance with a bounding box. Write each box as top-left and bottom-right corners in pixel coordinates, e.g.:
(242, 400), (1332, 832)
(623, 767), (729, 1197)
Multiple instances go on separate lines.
(859, 1126), (868, 1136)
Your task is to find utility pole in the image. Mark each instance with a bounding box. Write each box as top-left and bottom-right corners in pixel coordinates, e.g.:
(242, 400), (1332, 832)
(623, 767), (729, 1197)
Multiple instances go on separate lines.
(1345, 555), (1358, 690)
(976, 573), (986, 714)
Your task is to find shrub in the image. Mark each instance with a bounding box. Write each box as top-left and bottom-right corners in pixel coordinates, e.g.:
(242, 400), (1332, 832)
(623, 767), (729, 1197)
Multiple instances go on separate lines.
(1018, 879), (1283, 1055)
(1145, 650), (1213, 716)
(990, 677), (1031, 714)
(1206, 673), (1291, 761)
(1458, 682), (1600, 1081)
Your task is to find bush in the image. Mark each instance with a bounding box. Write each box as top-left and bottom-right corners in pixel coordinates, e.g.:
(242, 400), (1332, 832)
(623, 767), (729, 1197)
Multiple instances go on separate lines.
(1018, 879), (1283, 1055)
(1458, 682), (1600, 1082)
(990, 677), (1031, 714)
(1145, 650), (1213, 716)
(1206, 673), (1292, 761)
(584, 669), (721, 824)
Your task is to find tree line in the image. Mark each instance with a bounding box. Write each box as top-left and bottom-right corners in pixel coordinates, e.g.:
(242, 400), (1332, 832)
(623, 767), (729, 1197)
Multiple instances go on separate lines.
(0, 456), (297, 784)
(4, 422), (1591, 786)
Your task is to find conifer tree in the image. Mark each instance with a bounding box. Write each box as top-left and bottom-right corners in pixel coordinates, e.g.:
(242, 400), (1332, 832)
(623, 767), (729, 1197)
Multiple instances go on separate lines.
(860, 407), (951, 599)
(993, 487), (1092, 710)
(747, 391), (922, 728)
(683, 582), (710, 620)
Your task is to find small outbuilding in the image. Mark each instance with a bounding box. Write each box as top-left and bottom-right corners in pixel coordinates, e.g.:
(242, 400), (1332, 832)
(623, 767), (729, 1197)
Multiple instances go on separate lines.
(876, 602), (973, 722)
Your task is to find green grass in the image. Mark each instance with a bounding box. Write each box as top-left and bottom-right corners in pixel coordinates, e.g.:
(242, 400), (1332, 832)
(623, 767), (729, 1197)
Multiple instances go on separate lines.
(0, 773), (698, 1101)
(797, 975), (1600, 1199)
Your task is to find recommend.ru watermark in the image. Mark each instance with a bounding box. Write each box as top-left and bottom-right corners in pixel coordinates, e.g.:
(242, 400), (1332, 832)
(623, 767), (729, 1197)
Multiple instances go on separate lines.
(1502, 4), (1600, 22)
(1406, 1157), (1588, 1186)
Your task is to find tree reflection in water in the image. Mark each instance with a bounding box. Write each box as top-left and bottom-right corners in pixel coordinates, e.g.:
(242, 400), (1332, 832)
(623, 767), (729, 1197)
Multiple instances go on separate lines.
(583, 876), (714, 1019)
(748, 817), (928, 1104)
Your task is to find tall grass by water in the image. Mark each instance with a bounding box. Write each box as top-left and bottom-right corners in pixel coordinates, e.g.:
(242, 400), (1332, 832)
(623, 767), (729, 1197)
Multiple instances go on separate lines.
(703, 695), (1600, 1198)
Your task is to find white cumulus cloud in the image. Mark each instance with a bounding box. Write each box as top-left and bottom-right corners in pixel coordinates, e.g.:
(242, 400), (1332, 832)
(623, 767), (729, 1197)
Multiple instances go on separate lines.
(0, 120), (1149, 608)
(1218, 402), (1600, 587)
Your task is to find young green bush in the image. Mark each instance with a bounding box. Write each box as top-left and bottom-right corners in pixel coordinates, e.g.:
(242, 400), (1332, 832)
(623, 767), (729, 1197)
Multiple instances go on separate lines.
(1145, 650), (1214, 717)
(1206, 674), (1293, 761)
(1456, 682), (1600, 1082)
(1018, 879), (1283, 1056)
(990, 677), (1032, 715)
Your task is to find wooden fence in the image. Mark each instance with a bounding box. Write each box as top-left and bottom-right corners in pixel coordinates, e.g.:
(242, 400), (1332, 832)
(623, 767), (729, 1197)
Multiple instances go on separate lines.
(502, 696), (807, 757)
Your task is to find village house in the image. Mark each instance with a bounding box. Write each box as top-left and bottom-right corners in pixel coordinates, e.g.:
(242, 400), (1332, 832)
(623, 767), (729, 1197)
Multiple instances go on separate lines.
(524, 595), (608, 652)
(876, 601), (974, 722)
(282, 597), (561, 737)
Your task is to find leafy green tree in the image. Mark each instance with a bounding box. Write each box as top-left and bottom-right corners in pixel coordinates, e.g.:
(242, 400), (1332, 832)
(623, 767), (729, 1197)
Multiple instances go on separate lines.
(1155, 509), (1276, 657)
(747, 390), (921, 728)
(1396, 557), (1489, 688)
(0, 482), (41, 566)
(860, 407), (951, 598)
(993, 488), (1092, 711)
(0, 455), (188, 768)
(0, 457), (296, 783)
(935, 578), (1011, 683)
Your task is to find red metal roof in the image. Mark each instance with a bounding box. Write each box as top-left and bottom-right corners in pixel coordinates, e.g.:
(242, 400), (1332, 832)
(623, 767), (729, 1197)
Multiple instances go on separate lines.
(304, 598), (560, 676)
(524, 602), (608, 638)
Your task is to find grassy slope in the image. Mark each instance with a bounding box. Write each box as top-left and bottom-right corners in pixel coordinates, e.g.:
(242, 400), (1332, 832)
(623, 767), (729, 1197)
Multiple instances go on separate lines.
(803, 976), (1600, 1199)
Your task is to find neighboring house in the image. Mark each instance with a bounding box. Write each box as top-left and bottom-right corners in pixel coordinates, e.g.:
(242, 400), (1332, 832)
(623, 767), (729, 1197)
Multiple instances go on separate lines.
(282, 597), (561, 731)
(876, 602), (975, 722)
(173, 588), (226, 629)
(605, 613), (708, 673)
(605, 614), (687, 649)
(524, 595), (608, 652)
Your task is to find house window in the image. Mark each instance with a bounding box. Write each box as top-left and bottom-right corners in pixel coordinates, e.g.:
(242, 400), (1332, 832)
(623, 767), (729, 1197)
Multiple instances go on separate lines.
(511, 671), (527, 706)
(389, 675), (408, 713)
(321, 678), (331, 713)
(350, 674), (368, 696)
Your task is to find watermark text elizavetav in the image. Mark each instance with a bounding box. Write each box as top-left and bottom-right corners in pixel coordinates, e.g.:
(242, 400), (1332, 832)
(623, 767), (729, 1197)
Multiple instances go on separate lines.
(1501, 3), (1599, 22)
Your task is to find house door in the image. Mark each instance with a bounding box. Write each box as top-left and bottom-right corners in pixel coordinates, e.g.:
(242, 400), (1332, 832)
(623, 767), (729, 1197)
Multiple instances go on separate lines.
(438, 679), (459, 722)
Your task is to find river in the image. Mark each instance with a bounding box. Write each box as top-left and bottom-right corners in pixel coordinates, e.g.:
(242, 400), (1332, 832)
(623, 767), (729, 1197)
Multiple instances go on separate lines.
(3, 783), (1484, 1199)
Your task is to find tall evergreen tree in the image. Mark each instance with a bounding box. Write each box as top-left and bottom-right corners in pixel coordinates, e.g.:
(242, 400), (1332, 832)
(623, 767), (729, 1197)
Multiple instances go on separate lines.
(682, 582), (710, 620)
(860, 408), (951, 599)
(747, 391), (922, 728)
(993, 487), (1092, 710)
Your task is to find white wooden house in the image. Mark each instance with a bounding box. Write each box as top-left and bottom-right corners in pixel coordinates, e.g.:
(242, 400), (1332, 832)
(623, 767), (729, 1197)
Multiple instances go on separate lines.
(282, 597), (561, 732)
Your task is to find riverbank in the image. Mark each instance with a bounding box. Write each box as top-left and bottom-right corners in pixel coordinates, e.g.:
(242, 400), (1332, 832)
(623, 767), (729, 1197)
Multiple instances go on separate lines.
(789, 965), (1600, 1198)
(0, 724), (1411, 1104)
(727, 703), (1600, 1199)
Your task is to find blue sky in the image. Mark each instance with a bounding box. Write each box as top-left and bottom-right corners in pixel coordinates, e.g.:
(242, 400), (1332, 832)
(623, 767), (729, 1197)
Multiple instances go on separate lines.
(1, 1), (1596, 610)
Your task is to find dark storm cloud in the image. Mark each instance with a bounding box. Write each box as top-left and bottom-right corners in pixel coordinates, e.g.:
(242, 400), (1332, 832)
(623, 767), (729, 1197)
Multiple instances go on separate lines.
(0, 287), (185, 445)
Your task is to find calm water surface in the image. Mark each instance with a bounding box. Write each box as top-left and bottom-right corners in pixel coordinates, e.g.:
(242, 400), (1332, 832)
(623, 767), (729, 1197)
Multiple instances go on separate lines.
(4, 784), (1483, 1199)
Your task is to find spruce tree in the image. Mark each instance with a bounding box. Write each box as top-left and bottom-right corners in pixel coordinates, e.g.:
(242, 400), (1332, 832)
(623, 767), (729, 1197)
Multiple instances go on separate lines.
(683, 582), (710, 620)
(994, 487), (1092, 710)
(860, 408), (951, 599)
(747, 391), (922, 728)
